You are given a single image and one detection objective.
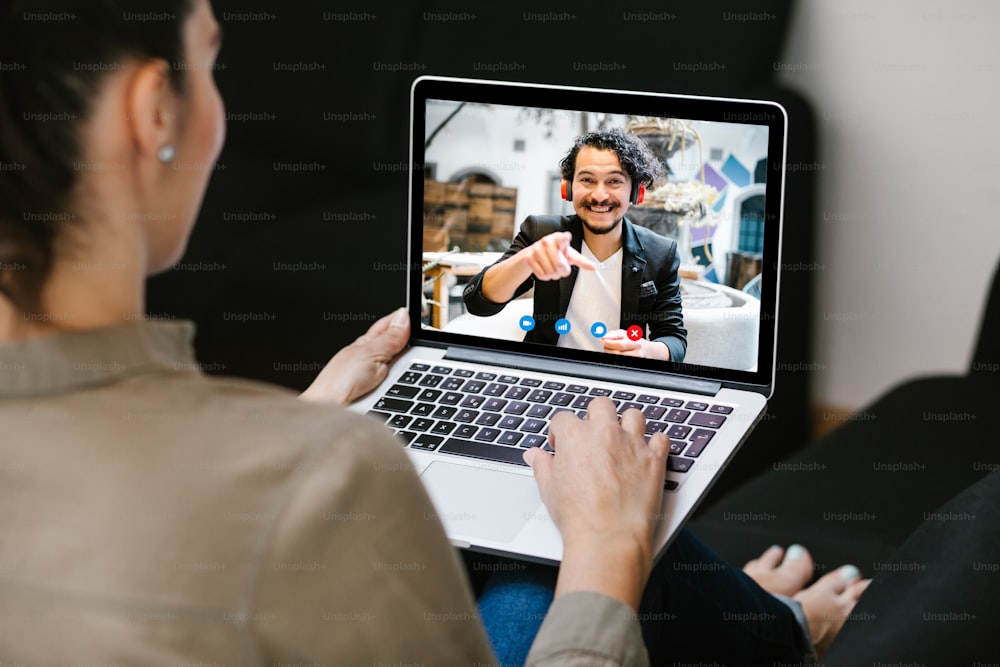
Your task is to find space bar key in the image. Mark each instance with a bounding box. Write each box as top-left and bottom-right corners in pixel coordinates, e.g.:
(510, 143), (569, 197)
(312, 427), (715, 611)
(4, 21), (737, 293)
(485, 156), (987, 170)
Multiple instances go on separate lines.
(439, 438), (530, 467)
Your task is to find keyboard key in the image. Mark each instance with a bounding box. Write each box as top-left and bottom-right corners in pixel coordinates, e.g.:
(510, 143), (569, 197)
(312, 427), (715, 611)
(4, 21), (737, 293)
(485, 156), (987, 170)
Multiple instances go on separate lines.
(411, 418), (434, 431)
(484, 383), (506, 396)
(454, 409), (478, 423)
(385, 384), (420, 399)
(669, 440), (686, 455)
(419, 374), (444, 387)
(373, 397), (413, 413)
(612, 391), (636, 400)
(520, 434), (547, 448)
(685, 401), (709, 411)
(660, 397), (685, 407)
(645, 421), (667, 435)
(526, 404), (552, 418)
(686, 429), (715, 457)
(417, 389), (442, 402)
(637, 394), (659, 403)
(474, 428), (501, 442)
(388, 414), (413, 429)
(505, 386), (530, 400)
(439, 438), (529, 466)
(460, 395), (485, 409)
(431, 406), (457, 420)
(398, 371), (422, 385)
(664, 409), (691, 423)
(483, 398), (507, 412)
(498, 374), (520, 384)
(710, 404), (734, 414)
(620, 402), (644, 413)
(643, 405), (666, 420)
(550, 392), (574, 406)
(453, 368), (475, 378)
(431, 366), (452, 375)
(667, 424), (691, 439)
(461, 380), (486, 394)
(454, 424), (477, 438)
(664, 480), (679, 491)
(589, 387), (612, 397)
(527, 389), (552, 403)
(396, 430), (417, 446)
(519, 377), (543, 387)
(667, 456), (695, 473)
(409, 363), (430, 371)
(411, 403), (435, 417)
(475, 412), (501, 426)
(566, 384), (588, 394)
(475, 372), (497, 381)
(430, 422), (456, 436)
(504, 401), (529, 415)
(439, 392), (462, 406)
(498, 415), (524, 430)
(441, 377), (464, 391)
(690, 413), (726, 429)
(410, 434), (443, 451)
(498, 431), (523, 446)
(684, 441), (708, 457)
(522, 418), (546, 433)
(572, 395), (595, 409)
(542, 381), (565, 390)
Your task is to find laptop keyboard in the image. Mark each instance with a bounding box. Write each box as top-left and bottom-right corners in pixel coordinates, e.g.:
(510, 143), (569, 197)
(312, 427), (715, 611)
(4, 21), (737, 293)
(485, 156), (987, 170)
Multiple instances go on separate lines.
(366, 361), (735, 491)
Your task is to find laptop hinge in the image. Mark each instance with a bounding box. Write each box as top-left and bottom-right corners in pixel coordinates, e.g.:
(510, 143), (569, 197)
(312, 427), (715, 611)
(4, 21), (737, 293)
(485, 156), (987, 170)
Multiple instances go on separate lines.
(444, 347), (723, 396)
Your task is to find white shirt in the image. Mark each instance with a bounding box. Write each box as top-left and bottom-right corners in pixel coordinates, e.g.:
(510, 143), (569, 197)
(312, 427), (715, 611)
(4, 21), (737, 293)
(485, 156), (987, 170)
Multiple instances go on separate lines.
(557, 242), (623, 352)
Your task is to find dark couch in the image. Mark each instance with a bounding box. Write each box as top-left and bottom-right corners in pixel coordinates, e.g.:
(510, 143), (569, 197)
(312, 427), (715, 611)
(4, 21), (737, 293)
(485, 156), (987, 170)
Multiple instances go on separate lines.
(688, 255), (1000, 663)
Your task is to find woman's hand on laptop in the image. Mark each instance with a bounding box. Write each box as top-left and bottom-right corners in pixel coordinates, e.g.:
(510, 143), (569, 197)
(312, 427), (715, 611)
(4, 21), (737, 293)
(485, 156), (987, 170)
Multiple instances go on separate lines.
(300, 307), (410, 406)
(523, 398), (670, 610)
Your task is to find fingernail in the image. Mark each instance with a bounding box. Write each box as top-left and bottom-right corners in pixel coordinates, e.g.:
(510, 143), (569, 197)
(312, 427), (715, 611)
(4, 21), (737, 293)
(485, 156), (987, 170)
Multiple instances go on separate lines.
(522, 449), (535, 465)
(391, 307), (408, 328)
(769, 544), (782, 552)
(786, 544), (805, 559)
(840, 565), (860, 580)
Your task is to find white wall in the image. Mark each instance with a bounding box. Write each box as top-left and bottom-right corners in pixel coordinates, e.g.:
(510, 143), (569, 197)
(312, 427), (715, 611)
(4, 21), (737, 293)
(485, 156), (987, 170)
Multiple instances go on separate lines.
(777, 0), (1000, 409)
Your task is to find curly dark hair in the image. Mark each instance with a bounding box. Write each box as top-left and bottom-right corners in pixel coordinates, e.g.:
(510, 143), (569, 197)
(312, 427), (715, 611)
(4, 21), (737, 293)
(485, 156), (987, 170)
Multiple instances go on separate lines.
(558, 127), (665, 187)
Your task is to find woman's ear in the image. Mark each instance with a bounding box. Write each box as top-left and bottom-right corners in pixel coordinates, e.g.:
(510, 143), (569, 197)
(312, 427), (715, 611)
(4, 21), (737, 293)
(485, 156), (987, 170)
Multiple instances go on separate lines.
(125, 59), (178, 162)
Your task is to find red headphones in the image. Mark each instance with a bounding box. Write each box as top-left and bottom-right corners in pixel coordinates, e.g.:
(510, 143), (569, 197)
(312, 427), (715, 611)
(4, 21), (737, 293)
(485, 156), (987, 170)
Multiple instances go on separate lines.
(561, 179), (645, 205)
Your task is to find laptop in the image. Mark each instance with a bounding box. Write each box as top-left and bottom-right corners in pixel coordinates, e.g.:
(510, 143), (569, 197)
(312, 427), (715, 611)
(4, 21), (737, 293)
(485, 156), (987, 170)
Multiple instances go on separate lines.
(350, 74), (787, 566)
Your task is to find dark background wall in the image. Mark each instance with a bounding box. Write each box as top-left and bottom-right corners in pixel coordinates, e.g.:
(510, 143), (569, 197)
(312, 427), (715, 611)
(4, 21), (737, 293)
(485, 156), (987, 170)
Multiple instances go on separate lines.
(146, 0), (816, 501)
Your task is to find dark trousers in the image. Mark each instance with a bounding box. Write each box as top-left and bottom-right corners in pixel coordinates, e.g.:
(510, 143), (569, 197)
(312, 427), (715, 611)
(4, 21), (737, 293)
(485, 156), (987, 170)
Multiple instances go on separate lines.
(468, 528), (811, 666)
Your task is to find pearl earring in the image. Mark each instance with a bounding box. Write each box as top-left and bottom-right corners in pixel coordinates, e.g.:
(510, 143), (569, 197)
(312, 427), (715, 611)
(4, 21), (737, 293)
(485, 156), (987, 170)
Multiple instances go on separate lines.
(157, 145), (176, 163)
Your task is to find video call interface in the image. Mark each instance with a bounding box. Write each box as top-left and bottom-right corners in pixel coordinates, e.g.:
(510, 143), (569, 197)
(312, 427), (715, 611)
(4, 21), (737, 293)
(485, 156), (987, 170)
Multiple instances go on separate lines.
(420, 94), (775, 376)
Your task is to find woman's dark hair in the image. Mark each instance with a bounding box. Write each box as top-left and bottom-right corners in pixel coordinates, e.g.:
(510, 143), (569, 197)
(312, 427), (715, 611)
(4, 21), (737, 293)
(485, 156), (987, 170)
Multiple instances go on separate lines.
(559, 127), (665, 188)
(0, 0), (193, 314)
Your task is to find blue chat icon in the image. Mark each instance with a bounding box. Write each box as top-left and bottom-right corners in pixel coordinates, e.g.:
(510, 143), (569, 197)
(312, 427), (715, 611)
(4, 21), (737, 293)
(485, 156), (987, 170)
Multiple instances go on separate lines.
(590, 322), (607, 338)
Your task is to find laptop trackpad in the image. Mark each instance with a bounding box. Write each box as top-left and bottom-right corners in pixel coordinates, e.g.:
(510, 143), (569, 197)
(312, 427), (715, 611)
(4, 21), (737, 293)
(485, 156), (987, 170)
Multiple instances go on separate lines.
(420, 461), (543, 543)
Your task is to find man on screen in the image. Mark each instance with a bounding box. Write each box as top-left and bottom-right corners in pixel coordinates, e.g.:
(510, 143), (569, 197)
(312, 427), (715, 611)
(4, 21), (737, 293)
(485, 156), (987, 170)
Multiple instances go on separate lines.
(463, 127), (687, 361)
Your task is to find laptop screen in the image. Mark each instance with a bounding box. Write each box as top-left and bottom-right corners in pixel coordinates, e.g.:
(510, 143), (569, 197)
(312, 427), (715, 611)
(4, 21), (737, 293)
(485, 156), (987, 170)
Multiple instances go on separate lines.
(408, 76), (786, 393)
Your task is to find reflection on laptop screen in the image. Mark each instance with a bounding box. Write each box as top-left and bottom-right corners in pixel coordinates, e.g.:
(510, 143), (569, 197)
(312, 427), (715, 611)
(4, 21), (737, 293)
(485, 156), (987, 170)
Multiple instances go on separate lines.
(411, 77), (785, 391)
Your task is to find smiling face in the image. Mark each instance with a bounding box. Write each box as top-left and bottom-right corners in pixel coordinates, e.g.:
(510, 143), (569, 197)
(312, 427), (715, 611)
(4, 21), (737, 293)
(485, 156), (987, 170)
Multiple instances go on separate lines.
(570, 146), (633, 236)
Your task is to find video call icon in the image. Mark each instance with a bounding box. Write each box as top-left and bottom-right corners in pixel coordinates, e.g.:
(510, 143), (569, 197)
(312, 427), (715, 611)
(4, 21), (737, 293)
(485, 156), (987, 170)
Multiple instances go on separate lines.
(519, 315), (536, 332)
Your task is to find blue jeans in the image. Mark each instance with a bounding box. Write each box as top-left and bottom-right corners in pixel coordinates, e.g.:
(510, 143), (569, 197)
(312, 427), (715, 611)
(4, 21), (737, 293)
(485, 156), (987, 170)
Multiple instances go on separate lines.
(470, 529), (811, 666)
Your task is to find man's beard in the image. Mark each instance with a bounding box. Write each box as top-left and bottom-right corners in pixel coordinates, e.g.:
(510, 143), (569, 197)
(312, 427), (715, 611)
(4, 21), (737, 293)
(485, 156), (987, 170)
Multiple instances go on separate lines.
(580, 214), (623, 236)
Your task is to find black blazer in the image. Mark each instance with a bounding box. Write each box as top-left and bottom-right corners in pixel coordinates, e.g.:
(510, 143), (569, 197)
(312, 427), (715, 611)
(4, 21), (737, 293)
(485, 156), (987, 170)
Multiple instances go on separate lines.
(463, 215), (687, 361)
